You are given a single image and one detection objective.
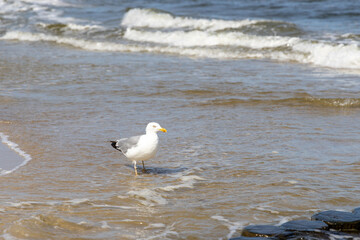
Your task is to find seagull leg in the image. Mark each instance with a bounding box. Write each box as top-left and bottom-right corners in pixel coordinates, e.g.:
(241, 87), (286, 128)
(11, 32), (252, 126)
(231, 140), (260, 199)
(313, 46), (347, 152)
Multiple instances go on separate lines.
(142, 161), (146, 173)
(133, 160), (138, 175)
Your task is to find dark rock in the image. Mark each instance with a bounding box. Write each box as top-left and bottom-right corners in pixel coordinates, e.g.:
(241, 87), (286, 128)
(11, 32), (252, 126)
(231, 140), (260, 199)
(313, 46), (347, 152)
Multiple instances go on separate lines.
(311, 210), (360, 231)
(281, 219), (329, 232)
(353, 207), (360, 216)
(276, 230), (331, 240)
(230, 208), (360, 240)
(242, 225), (286, 238)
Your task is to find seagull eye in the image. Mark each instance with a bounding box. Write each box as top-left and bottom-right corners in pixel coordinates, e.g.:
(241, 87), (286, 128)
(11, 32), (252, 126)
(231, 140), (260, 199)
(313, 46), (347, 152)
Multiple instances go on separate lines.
(153, 125), (156, 128)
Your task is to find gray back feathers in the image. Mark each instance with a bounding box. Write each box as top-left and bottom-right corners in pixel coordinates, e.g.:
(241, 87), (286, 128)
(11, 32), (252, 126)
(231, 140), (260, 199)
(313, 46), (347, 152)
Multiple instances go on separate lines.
(112, 135), (141, 154)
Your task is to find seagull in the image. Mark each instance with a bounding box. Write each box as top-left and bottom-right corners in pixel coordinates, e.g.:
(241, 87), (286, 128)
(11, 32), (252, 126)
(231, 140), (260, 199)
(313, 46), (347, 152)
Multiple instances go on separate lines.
(110, 122), (167, 175)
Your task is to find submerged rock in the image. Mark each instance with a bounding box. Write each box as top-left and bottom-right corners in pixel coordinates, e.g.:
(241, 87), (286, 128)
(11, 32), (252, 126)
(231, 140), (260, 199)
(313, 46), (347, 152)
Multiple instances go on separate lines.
(230, 207), (360, 240)
(241, 225), (285, 238)
(276, 231), (333, 240)
(280, 219), (328, 232)
(311, 210), (360, 231)
(353, 207), (360, 216)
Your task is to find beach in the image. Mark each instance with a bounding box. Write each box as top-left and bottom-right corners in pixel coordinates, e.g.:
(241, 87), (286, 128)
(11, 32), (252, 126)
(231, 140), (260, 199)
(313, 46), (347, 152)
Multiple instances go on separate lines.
(0, 132), (31, 175)
(0, 0), (360, 239)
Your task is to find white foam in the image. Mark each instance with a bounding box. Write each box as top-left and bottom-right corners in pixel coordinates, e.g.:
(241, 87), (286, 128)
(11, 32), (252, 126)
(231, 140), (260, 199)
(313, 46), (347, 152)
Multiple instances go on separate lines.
(211, 215), (244, 239)
(66, 23), (104, 31)
(3, 30), (360, 70)
(1, 31), (130, 51)
(64, 198), (90, 205)
(142, 223), (178, 240)
(100, 221), (111, 229)
(121, 8), (360, 70)
(2, 233), (20, 240)
(0, 0), (79, 24)
(276, 216), (293, 226)
(0, 31), (240, 58)
(91, 204), (134, 210)
(37, 22), (104, 31)
(124, 28), (299, 49)
(144, 223), (166, 229)
(292, 41), (360, 69)
(255, 206), (280, 214)
(122, 8), (264, 31)
(120, 219), (138, 222)
(328, 232), (356, 240)
(124, 28), (360, 69)
(33, 10), (81, 24)
(158, 175), (205, 192)
(273, 40), (360, 69)
(20, 0), (72, 7)
(8, 202), (33, 208)
(288, 180), (298, 184)
(7, 200), (59, 207)
(0, 0), (44, 15)
(127, 189), (167, 207)
(0, 132), (32, 176)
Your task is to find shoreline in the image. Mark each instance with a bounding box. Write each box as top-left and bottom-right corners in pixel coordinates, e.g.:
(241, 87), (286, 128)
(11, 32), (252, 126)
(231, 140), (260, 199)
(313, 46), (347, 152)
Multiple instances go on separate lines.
(0, 132), (31, 175)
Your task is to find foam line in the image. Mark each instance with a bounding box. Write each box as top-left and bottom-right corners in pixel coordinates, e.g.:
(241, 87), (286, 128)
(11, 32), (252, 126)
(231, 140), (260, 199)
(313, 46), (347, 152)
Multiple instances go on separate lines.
(0, 132), (32, 175)
(2, 30), (360, 70)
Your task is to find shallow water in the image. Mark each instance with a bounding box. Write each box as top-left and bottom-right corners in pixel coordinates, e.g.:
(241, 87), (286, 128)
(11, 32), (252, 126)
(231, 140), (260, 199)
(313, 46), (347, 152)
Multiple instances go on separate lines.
(1, 0), (360, 239)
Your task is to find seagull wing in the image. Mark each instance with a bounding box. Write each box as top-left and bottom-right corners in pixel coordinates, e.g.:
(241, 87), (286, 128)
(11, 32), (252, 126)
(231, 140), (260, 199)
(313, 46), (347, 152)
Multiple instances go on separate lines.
(111, 135), (141, 154)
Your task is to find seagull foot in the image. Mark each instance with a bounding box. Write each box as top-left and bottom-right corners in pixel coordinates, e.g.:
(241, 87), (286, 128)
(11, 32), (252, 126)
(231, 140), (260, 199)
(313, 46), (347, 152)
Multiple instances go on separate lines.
(141, 161), (147, 173)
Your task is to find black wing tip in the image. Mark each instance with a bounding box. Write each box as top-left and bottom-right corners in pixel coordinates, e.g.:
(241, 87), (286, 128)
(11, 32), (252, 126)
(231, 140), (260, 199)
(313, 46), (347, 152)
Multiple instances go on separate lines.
(110, 141), (117, 149)
(110, 141), (118, 150)
(110, 141), (122, 152)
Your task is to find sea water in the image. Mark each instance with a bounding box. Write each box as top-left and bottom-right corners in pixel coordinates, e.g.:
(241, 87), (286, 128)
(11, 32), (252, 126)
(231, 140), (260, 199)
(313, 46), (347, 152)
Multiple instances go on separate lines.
(0, 0), (360, 239)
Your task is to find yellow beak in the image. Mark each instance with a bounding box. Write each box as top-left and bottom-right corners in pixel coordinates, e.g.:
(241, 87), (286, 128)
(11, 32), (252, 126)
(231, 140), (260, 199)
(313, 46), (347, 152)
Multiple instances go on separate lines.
(159, 128), (167, 133)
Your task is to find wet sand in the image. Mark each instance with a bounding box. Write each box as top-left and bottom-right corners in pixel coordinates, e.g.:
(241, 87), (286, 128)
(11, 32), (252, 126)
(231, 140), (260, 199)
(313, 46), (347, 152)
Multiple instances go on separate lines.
(0, 40), (359, 239)
(0, 133), (30, 175)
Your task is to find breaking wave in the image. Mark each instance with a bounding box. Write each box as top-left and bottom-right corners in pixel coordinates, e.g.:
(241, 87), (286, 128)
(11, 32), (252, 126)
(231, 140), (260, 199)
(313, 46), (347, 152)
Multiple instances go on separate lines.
(120, 9), (360, 69)
(1, 8), (360, 70)
(121, 8), (264, 31)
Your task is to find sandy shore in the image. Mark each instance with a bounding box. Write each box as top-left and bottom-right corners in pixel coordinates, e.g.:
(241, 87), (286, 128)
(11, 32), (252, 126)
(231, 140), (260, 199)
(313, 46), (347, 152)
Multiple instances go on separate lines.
(0, 133), (30, 175)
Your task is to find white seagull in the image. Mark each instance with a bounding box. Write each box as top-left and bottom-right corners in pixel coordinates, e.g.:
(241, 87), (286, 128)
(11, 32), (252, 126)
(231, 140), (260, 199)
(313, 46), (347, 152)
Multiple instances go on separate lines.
(110, 122), (167, 175)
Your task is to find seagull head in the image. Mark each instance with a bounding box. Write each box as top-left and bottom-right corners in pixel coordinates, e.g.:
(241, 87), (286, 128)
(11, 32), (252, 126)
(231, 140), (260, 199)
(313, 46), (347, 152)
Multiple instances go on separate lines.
(146, 122), (167, 134)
